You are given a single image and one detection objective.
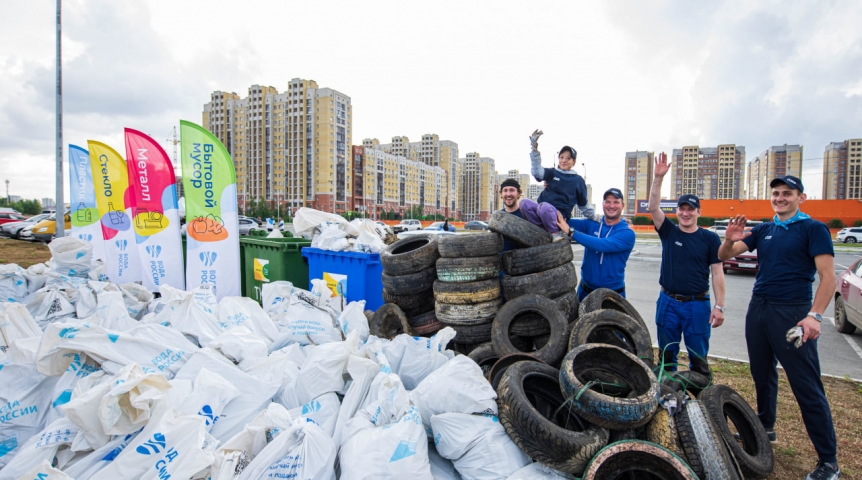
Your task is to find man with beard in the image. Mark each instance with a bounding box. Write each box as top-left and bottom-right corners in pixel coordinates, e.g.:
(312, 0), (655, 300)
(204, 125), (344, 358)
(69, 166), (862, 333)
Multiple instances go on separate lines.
(555, 187), (636, 301)
(648, 155), (725, 376)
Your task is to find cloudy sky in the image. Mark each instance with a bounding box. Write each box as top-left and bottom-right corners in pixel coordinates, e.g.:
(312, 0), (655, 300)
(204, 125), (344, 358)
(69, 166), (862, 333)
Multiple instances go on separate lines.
(1, 0), (861, 204)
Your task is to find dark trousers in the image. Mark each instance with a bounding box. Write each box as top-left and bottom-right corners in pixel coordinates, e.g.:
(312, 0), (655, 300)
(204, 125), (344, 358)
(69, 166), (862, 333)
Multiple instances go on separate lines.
(655, 291), (712, 371)
(745, 296), (837, 463)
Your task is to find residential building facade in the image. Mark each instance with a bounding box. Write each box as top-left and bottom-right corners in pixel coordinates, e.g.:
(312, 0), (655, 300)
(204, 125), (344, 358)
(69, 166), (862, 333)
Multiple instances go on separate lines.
(746, 145), (803, 199)
(822, 139), (862, 199)
(460, 152), (497, 221)
(670, 145), (746, 200)
(623, 151), (654, 215)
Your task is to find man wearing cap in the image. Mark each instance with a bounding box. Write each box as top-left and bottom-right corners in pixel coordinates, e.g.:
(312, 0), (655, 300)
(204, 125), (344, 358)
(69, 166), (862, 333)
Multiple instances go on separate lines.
(719, 175), (839, 480)
(648, 155), (725, 376)
(556, 187), (636, 301)
(499, 178), (567, 251)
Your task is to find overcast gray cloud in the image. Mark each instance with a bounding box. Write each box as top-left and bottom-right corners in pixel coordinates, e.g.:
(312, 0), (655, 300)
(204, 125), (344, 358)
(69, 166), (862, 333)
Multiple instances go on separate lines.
(0, 0), (860, 201)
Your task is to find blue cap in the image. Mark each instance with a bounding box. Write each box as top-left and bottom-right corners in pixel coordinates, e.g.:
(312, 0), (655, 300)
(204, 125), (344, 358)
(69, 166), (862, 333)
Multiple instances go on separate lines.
(770, 175), (804, 193)
(677, 194), (701, 209)
(604, 188), (623, 200)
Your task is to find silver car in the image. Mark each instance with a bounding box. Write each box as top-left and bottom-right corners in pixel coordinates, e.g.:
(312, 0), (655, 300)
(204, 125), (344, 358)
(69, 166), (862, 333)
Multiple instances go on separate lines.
(239, 217), (262, 235)
(1, 213), (51, 238)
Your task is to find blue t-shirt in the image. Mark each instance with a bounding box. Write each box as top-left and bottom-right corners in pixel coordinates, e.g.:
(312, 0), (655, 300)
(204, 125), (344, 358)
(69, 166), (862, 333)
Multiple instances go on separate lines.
(501, 208), (524, 252)
(742, 219), (834, 302)
(657, 220), (721, 295)
(536, 168), (587, 220)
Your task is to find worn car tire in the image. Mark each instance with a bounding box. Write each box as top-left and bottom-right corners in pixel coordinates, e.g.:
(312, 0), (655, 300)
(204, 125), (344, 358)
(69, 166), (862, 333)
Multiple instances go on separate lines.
(381, 267), (436, 295)
(581, 440), (699, 480)
(467, 342), (499, 375)
(644, 409), (683, 458)
(568, 309), (654, 368)
(488, 210), (553, 248)
(579, 288), (647, 332)
(660, 370), (711, 398)
(676, 399), (740, 480)
(438, 232), (503, 258)
(383, 287), (435, 317)
(435, 256), (501, 283)
(502, 262), (578, 301)
(501, 240), (574, 276)
(834, 296), (857, 334)
(698, 385), (774, 479)
(369, 303), (408, 340)
(560, 344), (659, 430)
(492, 294), (570, 365)
(496, 360), (609, 474)
(406, 309), (437, 328)
(433, 278), (500, 305)
(411, 319), (445, 337)
(508, 312), (552, 337)
(555, 290), (580, 323)
(445, 321), (493, 345)
(381, 234), (440, 276)
(436, 298), (504, 326)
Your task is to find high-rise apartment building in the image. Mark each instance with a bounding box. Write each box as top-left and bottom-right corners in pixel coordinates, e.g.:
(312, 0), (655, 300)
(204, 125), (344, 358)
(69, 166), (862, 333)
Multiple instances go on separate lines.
(203, 79), (352, 214)
(623, 151), (654, 215)
(822, 139), (862, 199)
(460, 153), (496, 221)
(497, 170), (532, 193)
(746, 145), (803, 199)
(527, 184), (544, 201)
(670, 145), (745, 200)
(353, 147), (447, 218)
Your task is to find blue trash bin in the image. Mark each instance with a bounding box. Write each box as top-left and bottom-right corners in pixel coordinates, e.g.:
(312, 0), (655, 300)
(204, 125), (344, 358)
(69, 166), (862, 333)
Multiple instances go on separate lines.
(300, 247), (384, 311)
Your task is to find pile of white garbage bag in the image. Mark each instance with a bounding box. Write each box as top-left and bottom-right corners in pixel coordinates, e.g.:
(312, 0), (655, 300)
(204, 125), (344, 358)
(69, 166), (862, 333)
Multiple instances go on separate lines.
(293, 207), (391, 253)
(0, 237), (570, 479)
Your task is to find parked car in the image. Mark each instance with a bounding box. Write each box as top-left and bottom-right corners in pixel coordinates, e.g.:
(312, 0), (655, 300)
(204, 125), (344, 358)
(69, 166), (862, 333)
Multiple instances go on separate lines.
(0, 211), (27, 226)
(707, 226), (727, 237)
(238, 217), (262, 235)
(464, 221), (489, 231)
(18, 225), (34, 241)
(31, 212), (71, 243)
(425, 221), (456, 232)
(374, 221), (393, 234)
(0, 207), (22, 215)
(723, 249), (758, 274)
(836, 227), (862, 244)
(835, 256), (862, 334)
(392, 219), (422, 233)
(1, 213), (50, 238)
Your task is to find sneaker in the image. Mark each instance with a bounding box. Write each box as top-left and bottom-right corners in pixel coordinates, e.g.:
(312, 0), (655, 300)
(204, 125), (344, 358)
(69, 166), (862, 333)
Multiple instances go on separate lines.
(552, 232), (569, 243)
(805, 461), (841, 480)
(733, 430), (776, 443)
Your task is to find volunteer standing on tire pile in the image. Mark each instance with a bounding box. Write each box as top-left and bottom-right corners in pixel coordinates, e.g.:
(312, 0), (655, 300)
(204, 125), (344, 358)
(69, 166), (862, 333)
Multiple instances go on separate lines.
(719, 175), (841, 480)
(648, 154), (725, 376)
(555, 188), (636, 301)
(529, 129), (599, 241)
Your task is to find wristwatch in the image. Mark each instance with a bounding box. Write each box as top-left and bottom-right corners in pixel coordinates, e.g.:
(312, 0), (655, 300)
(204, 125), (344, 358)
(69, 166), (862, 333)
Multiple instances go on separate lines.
(714, 305), (725, 313)
(807, 311), (823, 323)
(567, 228), (574, 237)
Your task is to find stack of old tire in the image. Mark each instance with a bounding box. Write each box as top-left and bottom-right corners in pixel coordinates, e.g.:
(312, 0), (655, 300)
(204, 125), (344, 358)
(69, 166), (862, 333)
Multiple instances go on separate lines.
(478, 258), (775, 478)
(433, 230), (505, 351)
(374, 234), (444, 338)
(465, 210), (580, 373)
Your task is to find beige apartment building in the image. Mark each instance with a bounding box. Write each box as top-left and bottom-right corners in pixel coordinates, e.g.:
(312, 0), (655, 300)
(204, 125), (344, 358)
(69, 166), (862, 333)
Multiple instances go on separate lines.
(822, 139), (862, 199)
(497, 170), (532, 193)
(352, 147), (447, 218)
(202, 79), (352, 214)
(746, 145), (803, 199)
(527, 184), (544, 201)
(670, 145), (745, 200)
(460, 153), (497, 221)
(623, 151), (654, 215)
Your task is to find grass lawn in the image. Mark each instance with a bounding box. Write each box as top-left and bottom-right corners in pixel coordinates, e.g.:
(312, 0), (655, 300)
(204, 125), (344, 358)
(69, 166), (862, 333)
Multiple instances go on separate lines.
(2, 237), (860, 478)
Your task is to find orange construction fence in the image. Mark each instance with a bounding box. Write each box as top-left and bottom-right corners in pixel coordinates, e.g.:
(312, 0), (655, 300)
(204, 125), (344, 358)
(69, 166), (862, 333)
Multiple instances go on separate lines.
(652, 199), (862, 224)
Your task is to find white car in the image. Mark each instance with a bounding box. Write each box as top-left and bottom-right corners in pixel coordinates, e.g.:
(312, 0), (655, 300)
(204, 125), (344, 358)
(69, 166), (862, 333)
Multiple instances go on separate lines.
(837, 227), (862, 244)
(392, 219), (422, 233)
(708, 226), (727, 237)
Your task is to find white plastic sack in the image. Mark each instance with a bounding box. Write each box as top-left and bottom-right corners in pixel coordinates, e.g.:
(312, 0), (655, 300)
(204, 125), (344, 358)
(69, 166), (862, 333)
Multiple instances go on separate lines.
(351, 219), (388, 253)
(293, 207), (358, 237)
(44, 353), (101, 425)
(47, 236), (93, 277)
(311, 224), (351, 251)
(340, 372), (411, 446)
(336, 300), (370, 343)
(409, 355), (498, 429)
(91, 409), (215, 480)
(210, 403), (294, 480)
(120, 282), (154, 319)
(23, 263), (49, 294)
(240, 345), (303, 391)
(505, 463), (571, 480)
(61, 431), (138, 480)
(26, 287), (76, 328)
(98, 363), (173, 435)
(36, 322), (198, 378)
(93, 290), (138, 331)
(74, 281), (118, 319)
(0, 363), (61, 469)
(260, 281), (293, 316)
(177, 368), (241, 432)
(292, 333), (356, 406)
(266, 228), (283, 238)
(339, 406), (433, 480)
(288, 392), (341, 438)
(208, 327), (269, 365)
(0, 264), (28, 302)
(0, 417), (78, 480)
(331, 356), (379, 447)
(150, 285), (224, 346)
(0, 303), (41, 354)
(217, 296), (279, 344)
(383, 328), (456, 390)
(237, 418), (336, 480)
(269, 297), (342, 348)
(58, 370), (112, 450)
(431, 413), (530, 480)
(17, 458), (75, 479)
(428, 442), (462, 480)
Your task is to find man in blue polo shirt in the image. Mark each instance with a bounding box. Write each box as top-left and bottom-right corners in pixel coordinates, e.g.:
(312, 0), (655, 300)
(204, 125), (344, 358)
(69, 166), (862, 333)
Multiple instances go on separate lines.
(648, 155), (725, 375)
(556, 188), (636, 301)
(719, 175), (839, 480)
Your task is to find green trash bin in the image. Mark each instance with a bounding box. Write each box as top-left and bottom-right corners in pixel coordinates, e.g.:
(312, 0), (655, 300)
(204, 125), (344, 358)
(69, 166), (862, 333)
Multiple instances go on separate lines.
(240, 237), (310, 303)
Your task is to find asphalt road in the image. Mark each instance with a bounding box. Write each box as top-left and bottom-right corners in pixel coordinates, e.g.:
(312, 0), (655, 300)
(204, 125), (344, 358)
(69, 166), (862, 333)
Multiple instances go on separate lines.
(573, 241), (862, 380)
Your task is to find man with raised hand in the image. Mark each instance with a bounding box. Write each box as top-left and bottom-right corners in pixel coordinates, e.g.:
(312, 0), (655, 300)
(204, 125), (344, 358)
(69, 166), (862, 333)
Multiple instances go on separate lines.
(555, 187), (635, 301)
(719, 175), (840, 480)
(648, 154), (725, 376)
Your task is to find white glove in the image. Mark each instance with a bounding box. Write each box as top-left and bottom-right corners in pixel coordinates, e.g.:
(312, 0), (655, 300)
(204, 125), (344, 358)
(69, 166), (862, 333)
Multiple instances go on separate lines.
(786, 326), (803, 348)
(530, 129), (543, 150)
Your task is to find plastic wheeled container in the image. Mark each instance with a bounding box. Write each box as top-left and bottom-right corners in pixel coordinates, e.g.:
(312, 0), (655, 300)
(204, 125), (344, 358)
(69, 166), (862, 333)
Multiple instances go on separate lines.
(300, 247), (384, 311)
(241, 237), (311, 303)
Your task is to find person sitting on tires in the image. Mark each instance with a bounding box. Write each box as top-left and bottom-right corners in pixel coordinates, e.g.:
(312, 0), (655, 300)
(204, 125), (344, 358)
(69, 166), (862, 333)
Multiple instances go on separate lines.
(555, 188), (635, 301)
(529, 129), (599, 241)
(499, 179), (566, 252)
(648, 154), (725, 376)
(719, 175), (840, 480)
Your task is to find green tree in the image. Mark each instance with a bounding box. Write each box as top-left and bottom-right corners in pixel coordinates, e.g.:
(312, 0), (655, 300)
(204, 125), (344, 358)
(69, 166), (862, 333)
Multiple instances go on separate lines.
(853, 219), (862, 227)
(631, 216), (652, 225)
(828, 219), (845, 229)
(0, 197), (42, 214)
